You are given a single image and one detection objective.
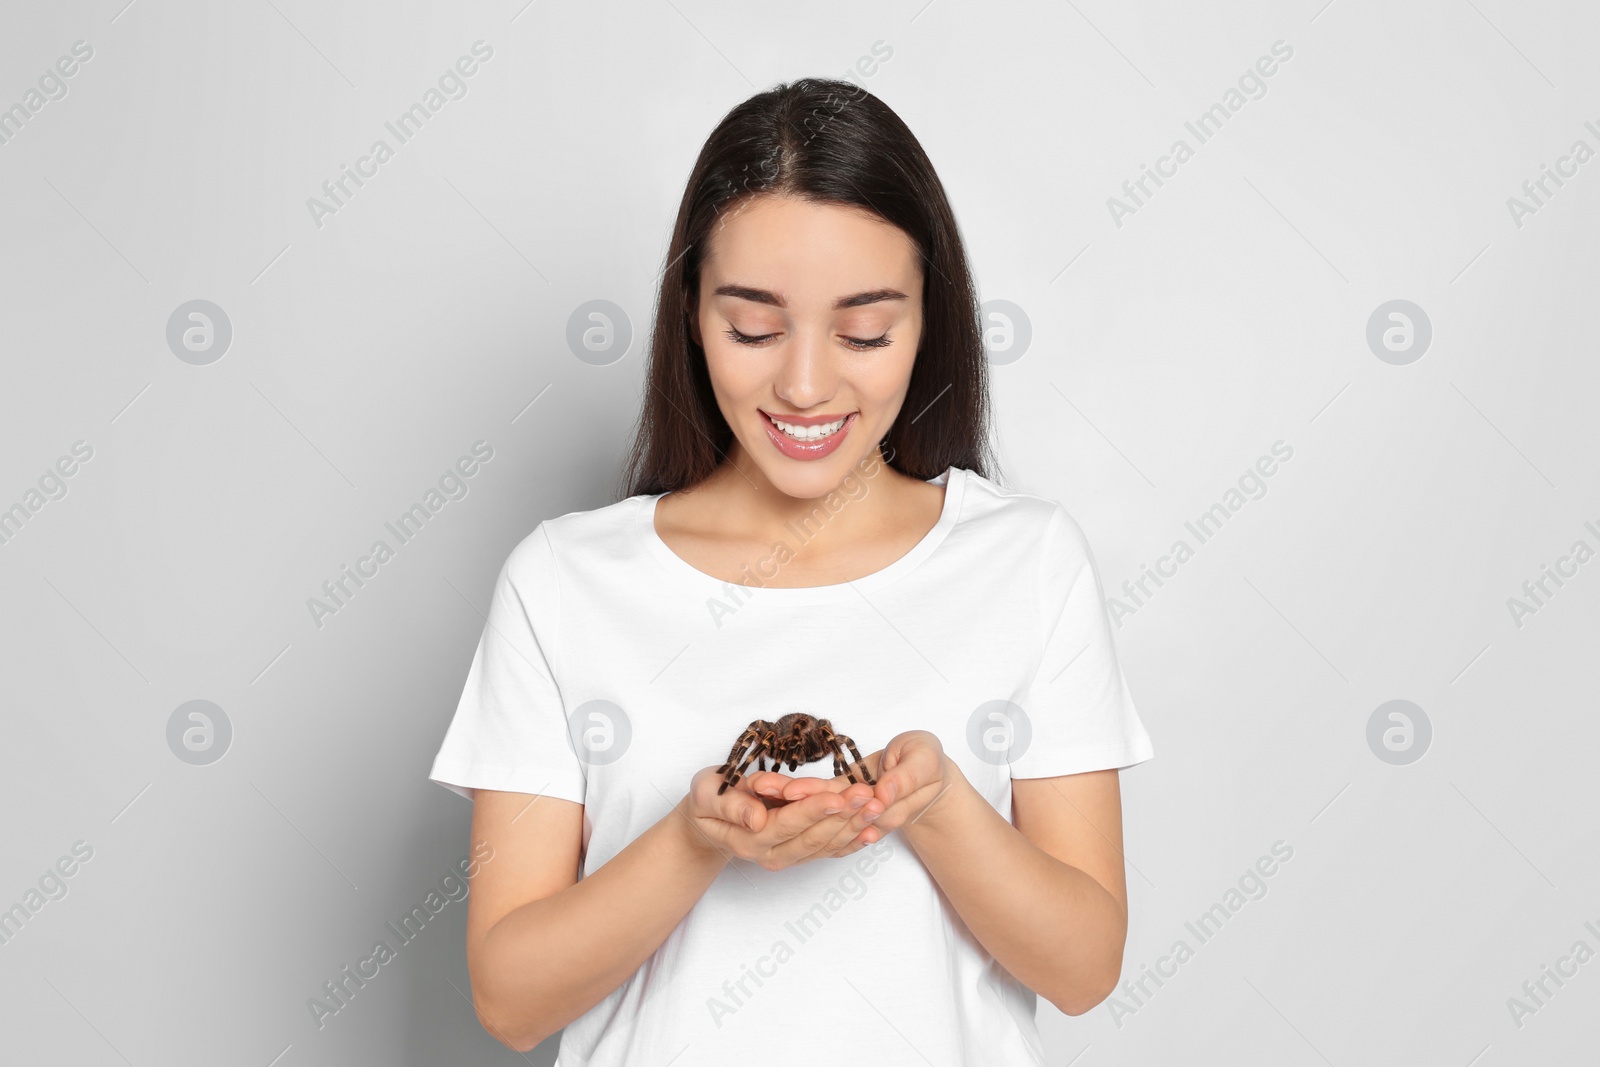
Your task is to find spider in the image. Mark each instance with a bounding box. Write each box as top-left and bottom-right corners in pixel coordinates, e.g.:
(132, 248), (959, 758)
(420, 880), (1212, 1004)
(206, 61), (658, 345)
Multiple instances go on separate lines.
(716, 712), (876, 797)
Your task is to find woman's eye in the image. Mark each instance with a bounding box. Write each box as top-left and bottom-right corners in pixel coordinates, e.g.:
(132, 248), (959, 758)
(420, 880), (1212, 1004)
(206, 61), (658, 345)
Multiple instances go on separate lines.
(722, 327), (892, 350)
(724, 326), (777, 346)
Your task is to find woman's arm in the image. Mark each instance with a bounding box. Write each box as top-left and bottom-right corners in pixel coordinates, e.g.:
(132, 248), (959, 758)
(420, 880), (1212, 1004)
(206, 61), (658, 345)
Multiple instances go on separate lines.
(465, 788), (725, 1052)
(911, 762), (1129, 1014)
(465, 770), (877, 1051)
(857, 749), (1133, 1016)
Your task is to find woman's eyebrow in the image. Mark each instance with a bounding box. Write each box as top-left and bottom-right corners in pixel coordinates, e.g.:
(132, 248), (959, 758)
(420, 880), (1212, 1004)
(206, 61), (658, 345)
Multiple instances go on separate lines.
(712, 284), (909, 310)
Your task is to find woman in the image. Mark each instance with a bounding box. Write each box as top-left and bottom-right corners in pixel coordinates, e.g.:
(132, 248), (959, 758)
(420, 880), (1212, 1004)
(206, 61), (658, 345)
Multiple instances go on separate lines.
(428, 77), (1154, 1064)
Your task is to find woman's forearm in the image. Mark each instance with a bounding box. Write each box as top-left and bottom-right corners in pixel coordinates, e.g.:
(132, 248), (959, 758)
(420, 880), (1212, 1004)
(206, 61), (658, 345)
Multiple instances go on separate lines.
(899, 762), (1127, 1015)
(473, 796), (725, 1051)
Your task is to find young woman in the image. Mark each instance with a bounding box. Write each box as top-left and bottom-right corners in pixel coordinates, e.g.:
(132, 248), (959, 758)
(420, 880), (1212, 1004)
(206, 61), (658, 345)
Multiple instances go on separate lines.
(428, 77), (1154, 1064)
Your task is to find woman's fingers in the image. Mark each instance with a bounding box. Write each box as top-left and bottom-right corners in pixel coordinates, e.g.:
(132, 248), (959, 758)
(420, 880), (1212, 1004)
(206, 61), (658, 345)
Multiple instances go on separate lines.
(688, 768), (818, 852)
(749, 795), (849, 869)
(759, 784), (878, 868)
(742, 769), (799, 807)
(783, 752), (883, 801)
(725, 769), (834, 807)
(826, 824), (880, 860)
(685, 765), (888, 868)
(813, 786), (887, 857)
(773, 776), (835, 802)
(688, 767), (771, 846)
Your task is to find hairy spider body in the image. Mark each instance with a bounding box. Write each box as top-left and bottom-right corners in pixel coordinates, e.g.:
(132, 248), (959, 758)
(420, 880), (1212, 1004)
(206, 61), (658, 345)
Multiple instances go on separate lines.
(716, 712), (875, 796)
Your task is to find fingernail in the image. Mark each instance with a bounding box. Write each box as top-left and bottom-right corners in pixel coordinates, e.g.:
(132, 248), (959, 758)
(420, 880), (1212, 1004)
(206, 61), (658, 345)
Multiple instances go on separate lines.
(883, 784), (897, 805)
(850, 796), (868, 809)
(823, 805), (843, 815)
(742, 810), (754, 829)
(863, 810), (881, 823)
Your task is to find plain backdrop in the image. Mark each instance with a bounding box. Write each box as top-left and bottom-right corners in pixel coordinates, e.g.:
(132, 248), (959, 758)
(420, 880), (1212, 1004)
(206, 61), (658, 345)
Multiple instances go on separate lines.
(1, 0), (1596, 1063)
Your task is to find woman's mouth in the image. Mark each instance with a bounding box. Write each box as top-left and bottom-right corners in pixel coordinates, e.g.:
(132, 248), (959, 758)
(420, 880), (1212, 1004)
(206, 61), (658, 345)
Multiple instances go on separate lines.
(760, 410), (857, 460)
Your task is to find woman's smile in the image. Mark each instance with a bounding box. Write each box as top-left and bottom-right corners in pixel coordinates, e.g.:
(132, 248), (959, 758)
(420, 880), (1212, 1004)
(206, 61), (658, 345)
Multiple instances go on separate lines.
(760, 409), (858, 460)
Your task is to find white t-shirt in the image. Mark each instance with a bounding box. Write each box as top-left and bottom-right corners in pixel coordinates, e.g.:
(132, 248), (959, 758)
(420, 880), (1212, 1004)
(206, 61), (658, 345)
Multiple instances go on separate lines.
(428, 464), (1154, 1066)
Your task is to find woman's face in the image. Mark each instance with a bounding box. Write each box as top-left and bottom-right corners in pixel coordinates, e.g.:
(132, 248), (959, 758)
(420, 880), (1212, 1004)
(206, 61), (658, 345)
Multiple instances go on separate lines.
(692, 193), (924, 500)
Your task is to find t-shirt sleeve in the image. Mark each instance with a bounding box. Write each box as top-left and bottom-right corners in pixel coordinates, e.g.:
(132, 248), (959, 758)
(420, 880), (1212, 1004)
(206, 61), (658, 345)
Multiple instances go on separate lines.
(428, 523), (587, 804)
(1007, 504), (1154, 779)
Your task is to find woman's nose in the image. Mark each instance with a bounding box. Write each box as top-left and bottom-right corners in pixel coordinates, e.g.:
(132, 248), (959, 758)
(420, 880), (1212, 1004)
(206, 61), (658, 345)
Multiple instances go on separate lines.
(771, 328), (837, 408)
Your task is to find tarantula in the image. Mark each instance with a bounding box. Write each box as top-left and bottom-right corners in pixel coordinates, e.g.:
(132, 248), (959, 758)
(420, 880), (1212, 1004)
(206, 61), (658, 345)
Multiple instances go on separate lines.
(716, 712), (876, 797)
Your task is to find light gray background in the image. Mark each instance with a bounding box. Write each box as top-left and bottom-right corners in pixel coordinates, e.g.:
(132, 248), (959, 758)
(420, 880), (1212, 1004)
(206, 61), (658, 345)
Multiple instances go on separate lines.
(2, 0), (1595, 1063)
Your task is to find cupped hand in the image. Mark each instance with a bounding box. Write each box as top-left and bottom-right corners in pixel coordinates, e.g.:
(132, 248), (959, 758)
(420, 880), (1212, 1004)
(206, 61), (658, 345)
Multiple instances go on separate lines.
(769, 731), (950, 843)
(678, 763), (878, 871)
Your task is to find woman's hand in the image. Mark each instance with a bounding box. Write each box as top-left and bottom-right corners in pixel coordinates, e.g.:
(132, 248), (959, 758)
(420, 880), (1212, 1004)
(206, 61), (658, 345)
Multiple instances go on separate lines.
(772, 731), (952, 845)
(676, 764), (878, 871)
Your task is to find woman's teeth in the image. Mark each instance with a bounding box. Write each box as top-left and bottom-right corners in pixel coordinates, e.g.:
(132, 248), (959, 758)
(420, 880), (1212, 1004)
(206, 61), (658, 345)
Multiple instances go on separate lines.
(768, 415), (848, 441)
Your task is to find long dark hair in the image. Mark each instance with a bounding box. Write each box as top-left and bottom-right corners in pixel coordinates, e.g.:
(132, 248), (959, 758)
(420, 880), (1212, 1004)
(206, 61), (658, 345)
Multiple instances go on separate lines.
(618, 77), (999, 499)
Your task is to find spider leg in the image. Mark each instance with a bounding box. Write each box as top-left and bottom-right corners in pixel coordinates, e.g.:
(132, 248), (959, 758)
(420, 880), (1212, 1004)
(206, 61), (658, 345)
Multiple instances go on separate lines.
(719, 726), (776, 795)
(717, 724), (761, 769)
(815, 725), (854, 784)
(842, 735), (876, 787)
(717, 725), (760, 775)
(717, 723), (764, 795)
(834, 731), (877, 788)
(779, 725), (802, 772)
(821, 731), (850, 780)
(822, 734), (864, 786)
